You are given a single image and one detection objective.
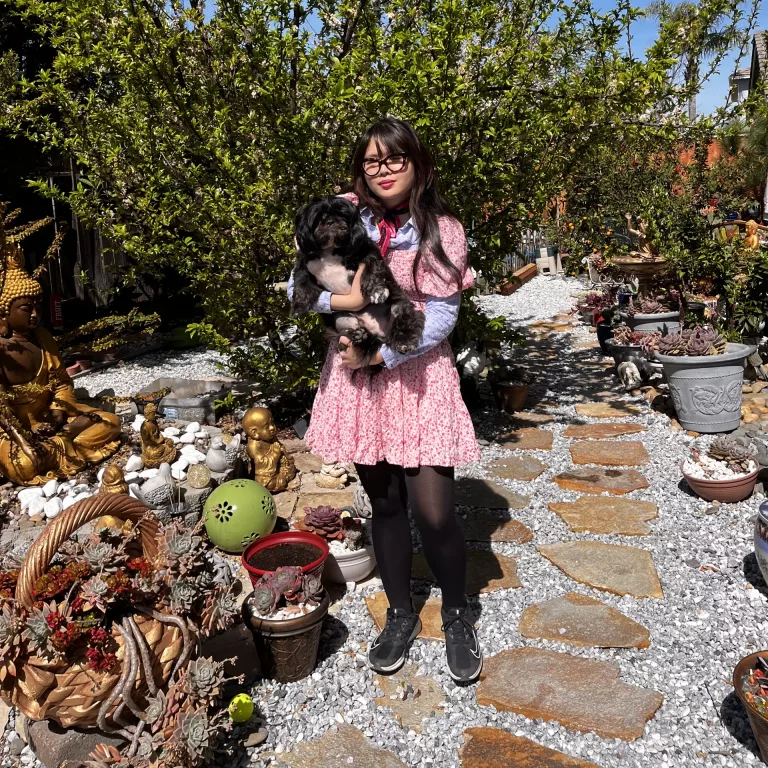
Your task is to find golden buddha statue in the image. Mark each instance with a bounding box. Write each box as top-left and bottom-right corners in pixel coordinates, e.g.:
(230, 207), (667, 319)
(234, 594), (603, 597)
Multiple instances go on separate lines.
(744, 220), (761, 251)
(243, 406), (296, 492)
(99, 464), (129, 495)
(140, 403), (177, 469)
(0, 240), (121, 486)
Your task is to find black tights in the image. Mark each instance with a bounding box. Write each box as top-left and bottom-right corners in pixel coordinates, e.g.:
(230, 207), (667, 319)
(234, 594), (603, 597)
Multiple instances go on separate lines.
(355, 462), (466, 613)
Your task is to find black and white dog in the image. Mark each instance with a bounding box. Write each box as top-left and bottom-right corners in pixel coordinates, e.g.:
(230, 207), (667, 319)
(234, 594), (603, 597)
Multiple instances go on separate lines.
(291, 196), (424, 367)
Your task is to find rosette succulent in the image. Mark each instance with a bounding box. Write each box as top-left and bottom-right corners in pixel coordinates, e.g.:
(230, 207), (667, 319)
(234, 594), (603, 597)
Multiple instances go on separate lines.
(186, 657), (226, 704)
(251, 583), (279, 616)
(80, 575), (112, 613)
(161, 526), (205, 576)
(707, 436), (756, 473)
(0, 603), (22, 658)
(657, 332), (687, 356)
(249, 566), (325, 617)
(173, 708), (215, 763)
(639, 331), (661, 355)
(145, 689), (167, 725)
(300, 574), (324, 604)
(22, 603), (57, 657)
(612, 324), (633, 345)
(169, 578), (200, 612)
(269, 566), (304, 601)
(639, 298), (665, 314)
(82, 542), (118, 572)
(301, 505), (344, 539)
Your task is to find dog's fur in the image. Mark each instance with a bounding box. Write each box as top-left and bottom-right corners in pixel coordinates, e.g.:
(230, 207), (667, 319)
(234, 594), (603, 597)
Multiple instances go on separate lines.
(292, 196), (425, 366)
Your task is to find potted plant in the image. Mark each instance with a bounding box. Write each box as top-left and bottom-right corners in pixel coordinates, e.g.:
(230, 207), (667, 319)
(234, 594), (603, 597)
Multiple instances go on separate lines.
(681, 435), (759, 502)
(655, 326), (755, 433)
(734, 651), (768, 763)
(754, 500), (768, 586)
(488, 364), (531, 413)
(242, 530), (329, 585)
(242, 566), (329, 683)
(295, 505), (376, 584)
(604, 324), (658, 367)
(626, 296), (681, 334)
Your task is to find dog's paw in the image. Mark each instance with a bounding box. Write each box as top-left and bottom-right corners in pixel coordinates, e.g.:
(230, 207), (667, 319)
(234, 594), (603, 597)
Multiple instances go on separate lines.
(369, 287), (389, 304)
(350, 327), (368, 343)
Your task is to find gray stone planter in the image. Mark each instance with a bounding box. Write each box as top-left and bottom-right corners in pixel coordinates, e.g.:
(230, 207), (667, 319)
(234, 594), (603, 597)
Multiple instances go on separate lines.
(655, 343), (755, 433)
(627, 311), (681, 334)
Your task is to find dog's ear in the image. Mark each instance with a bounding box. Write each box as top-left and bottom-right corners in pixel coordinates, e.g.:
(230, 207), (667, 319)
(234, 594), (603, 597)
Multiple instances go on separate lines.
(295, 198), (325, 258)
(345, 204), (372, 255)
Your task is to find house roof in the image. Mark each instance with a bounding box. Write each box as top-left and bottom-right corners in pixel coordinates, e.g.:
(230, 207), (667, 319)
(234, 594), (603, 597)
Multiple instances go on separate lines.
(750, 30), (768, 98)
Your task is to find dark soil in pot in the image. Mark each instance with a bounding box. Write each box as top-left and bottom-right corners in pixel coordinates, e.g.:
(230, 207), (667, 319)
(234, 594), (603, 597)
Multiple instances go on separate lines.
(247, 542), (321, 571)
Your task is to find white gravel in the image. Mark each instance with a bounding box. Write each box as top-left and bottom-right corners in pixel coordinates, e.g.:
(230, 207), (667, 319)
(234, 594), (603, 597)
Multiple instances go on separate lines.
(244, 275), (768, 768)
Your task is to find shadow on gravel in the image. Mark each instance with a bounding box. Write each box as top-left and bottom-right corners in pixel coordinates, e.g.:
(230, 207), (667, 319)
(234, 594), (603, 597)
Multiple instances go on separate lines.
(317, 614), (349, 665)
(720, 690), (762, 759)
(743, 552), (768, 597)
(677, 477), (698, 498)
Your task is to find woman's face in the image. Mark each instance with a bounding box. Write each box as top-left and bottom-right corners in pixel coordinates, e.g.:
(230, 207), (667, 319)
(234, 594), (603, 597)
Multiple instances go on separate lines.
(363, 139), (416, 210)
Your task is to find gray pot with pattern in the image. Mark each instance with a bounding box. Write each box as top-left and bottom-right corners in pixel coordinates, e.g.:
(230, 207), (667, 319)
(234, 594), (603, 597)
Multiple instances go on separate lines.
(627, 310), (681, 335)
(655, 343), (754, 433)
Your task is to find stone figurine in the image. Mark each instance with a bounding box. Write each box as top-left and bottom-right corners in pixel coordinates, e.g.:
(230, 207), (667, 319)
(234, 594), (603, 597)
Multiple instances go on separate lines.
(624, 213), (659, 259)
(0, 239), (121, 486)
(140, 403), (178, 469)
(205, 437), (228, 473)
(242, 406), (296, 492)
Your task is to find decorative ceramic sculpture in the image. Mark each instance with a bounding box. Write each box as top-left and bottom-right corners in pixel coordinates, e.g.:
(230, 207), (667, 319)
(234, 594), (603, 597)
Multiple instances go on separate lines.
(243, 407), (296, 492)
(140, 403), (178, 469)
(744, 220), (761, 251)
(0, 237), (121, 486)
(624, 212), (659, 259)
(205, 436), (229, 472)
(99, 464), (129, 495)
(203, 478), (277, 553)
(133, 462), (174, 509)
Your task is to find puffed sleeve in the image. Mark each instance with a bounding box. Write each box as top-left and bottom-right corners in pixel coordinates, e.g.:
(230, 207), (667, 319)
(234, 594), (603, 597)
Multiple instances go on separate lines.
(337, 192), (360, 206)
(414, 216), (474, 298)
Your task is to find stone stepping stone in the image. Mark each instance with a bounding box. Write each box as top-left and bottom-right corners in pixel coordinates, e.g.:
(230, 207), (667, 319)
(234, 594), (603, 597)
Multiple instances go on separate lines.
(476, 648), (663, 741)
(552, 468), (648, 495)
(486, 455), (547, 481)
(573, 339), (601, 350)
(456, 478), (529, 510)
(413, 549), (522, 594)
(273, 723), (406, 767)
(512, 412), (556, 428)
(574, 403), (642, 419)
(366, 593), (444, 641)
(495, 428), (554, 451)
(459, 513), (533, 544)
(461, 727), (601, 767)
(549, 497), (658, 536)
(530, 321), (576, 333)
(374, 664), (446, 732)
(293, 452), (323, 473)
(274, 491), (298, 520)
(518, 592), (650, 648)
(563, 423), (646, 440)
(537, 542), (663, 598)
(569, 441), (649, 467)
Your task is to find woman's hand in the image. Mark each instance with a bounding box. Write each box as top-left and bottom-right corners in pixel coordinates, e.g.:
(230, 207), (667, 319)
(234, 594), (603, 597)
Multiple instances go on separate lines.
(338, 336), (384, 369)
(330, 265), (369, 312)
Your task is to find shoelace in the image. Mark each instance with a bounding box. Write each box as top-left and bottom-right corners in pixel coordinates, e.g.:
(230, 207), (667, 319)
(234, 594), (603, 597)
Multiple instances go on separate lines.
(441, 614), (474, 644)
(380, 611), (413, 643)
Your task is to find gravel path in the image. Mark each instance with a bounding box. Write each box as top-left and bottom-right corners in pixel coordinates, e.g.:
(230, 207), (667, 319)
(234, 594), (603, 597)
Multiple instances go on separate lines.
(247, 275), (768, 768)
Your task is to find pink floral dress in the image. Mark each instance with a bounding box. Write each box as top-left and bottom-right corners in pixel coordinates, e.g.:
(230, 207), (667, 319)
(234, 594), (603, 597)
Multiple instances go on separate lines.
(304, 202), (481, 468)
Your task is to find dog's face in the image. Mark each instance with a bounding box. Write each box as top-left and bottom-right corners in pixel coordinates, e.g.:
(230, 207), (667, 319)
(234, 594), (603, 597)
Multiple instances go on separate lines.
(295, 197), (368, 263)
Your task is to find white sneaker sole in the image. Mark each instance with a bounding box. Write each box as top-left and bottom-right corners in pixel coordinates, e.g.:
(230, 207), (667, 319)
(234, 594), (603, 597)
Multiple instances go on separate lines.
(448, 653), (483, 682)
(368, 619), (422, 674)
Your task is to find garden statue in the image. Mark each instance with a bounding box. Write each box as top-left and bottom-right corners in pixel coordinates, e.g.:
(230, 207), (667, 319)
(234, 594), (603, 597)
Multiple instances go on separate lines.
(99, 464), (129, 495)
(624, 212), (659, 259)
(0, 239), (121, 486)
(744, 220), (761, 251)
(140, 402), (178, 468)
(243, 406), (296, 492)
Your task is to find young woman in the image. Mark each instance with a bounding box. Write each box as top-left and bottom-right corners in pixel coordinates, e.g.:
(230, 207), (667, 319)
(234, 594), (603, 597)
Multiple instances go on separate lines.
(288, 118), (482, 682)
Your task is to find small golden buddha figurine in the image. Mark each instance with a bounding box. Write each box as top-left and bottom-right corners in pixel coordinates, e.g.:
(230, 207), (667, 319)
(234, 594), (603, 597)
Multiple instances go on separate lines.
(243, 406), (296, 492)
(744, 220), (761, 251)
(99, 464), (129, 495)
(0, 238), (121, 486)
(140, 403), (178, 469)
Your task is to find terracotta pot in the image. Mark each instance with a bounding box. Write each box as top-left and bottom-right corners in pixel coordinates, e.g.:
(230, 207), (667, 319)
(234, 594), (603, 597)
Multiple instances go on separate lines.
(75, 359), (93, 371)
(681, 461), (759, 503)
(242, 531), (329, 586)
(734, 652), (768, 763)
(491, 381), (529, 413)
(243, 592), (330, 683)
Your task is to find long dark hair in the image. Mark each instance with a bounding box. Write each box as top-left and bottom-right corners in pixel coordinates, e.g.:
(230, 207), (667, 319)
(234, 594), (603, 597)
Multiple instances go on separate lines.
(350, 118), (462, 290)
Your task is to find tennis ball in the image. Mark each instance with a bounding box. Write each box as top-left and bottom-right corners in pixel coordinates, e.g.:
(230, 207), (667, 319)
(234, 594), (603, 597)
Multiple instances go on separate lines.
(229, 693), (255, 723)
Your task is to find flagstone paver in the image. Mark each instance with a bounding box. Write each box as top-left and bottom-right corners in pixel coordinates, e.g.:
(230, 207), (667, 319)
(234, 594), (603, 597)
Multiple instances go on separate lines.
(573, 339), (601, 350)
(548, 497), (658, 536)
(293, 452), (323, 473)
(366, 593), (444, 641)
(458, 513), (533, 544)
(274, 723), (407, 767)
(574, 403), (642, 419)
(518, 592), (650, 648)
(552, 468), (649, 495)
(569, 440), (649, 467)
(530, 321), (577, 333)
(563, 423), (647, 440)
(374, 665), (446, 732)
(412, 549), (522, 594)
(537, 542), (663, 598)
(456, 478), (530, 510)
(274, 491), (298, 520)
(476, 648), (663, 741)
(496, 428), (554, 451)
(460, 727), (601, 768)
(486, 455), (548, 481)
(512, 412), (557, 428)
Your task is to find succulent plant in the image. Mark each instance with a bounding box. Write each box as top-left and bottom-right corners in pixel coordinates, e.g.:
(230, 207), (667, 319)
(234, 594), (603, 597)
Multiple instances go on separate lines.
(612, 324), (633, 345)
(639, 331), (661, 355)
(80, 575), (111, 612)
(639, 299), (665, 314)
(169, 578), (200, 612)
(22, 603), (57, 657)
(173, 708), (215, 763)
(0, 603), (22, 656)
(707, 436), (756, 473)
(161, 525), (206, 576)
(186, 657), (226, 704)
(251, 566), (325, 616)
(343, 525), (364, 551)
(166, 530), (203, 559)
(300, 574), (324, 604)
(657, 332), (687, 356)
(145, 689), (167, 725)
(82, 542), (117, 572)
(251, 583), (279, 616)
(301, 505), (344, 539)
(268, 566), (304, 601)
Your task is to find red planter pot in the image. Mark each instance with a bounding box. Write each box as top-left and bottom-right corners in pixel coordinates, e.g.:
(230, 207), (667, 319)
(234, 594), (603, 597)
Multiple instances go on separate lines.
(242, 531), (329, 587)
(681, 462), (759, 503)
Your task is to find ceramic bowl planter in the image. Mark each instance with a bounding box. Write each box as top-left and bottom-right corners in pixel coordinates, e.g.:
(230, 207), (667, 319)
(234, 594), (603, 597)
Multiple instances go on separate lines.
(754, 501), (768, 585)
(627, 310), (681, 335)
(242, 531), (329, 586)
(604, 338), (646, 367)
(681, 462), (759, 503)
(655, 343), (755, 433)
(734, 651), (768, 763)
(243, 591), (330, 683)
(322, 521), (376, 584)
(491, 381), (530, 413)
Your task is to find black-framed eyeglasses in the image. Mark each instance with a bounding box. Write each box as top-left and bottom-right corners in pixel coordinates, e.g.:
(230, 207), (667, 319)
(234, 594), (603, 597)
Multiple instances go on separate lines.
(362, 153), (408, 177)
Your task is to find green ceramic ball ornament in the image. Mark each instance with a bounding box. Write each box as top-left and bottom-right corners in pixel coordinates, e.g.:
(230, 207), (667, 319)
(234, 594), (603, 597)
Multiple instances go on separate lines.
(203, 479), (277, 553)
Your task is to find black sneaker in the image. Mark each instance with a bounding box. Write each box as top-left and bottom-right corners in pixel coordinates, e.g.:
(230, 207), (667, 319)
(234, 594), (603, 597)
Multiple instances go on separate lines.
(441, 606), (482, 682)
(368, 608), (422, 674)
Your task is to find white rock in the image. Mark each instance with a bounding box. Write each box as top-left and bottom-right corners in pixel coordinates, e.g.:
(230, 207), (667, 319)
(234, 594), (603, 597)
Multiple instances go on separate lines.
(17, 488), (44, 509)
(185, 421), (201, 434)
(195, 431), (209, 439)
(57, 480), (75, 495)
(27, 497), (46, 517)
(97, 467), (106, 481)
(179, 432), (196, 444)
(42, 478), (59, 498)
(139, 468), (159, 480)
(181, 446), (207, 462)
(72, 483), (90, 495)
(171, 468), (187, 482)
(129, 484), (140, 499)
(62, 496), (77, 510)
(125, 472), (142, 483)
(73, 491), (92, 502)
(186, 454), (201, 465)
(172, 457), (190, 472)
(124, 454), (144, 473)
(171, 436), (181, 444)
(162, 427), (181, 437)
(131, 415), (145, 432)
(44, 497), (63, 519)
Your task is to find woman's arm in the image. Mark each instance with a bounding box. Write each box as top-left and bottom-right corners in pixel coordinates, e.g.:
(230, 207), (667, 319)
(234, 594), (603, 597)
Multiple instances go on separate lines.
(287, 269), (333, 314)
(288, 265), (369, 313)
(378, 293), (461, 369)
